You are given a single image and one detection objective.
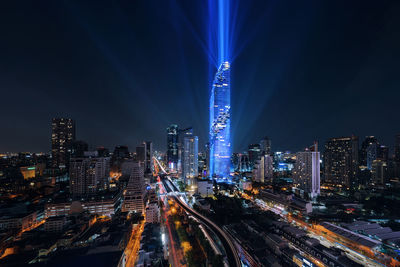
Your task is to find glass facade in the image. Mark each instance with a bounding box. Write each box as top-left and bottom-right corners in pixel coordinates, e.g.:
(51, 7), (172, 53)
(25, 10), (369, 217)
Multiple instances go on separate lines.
(209, 61), (231, 178)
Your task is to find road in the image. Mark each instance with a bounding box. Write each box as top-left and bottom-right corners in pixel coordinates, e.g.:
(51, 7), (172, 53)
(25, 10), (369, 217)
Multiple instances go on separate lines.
(124, 221), (145, 267)
(172, 194), (241, 267)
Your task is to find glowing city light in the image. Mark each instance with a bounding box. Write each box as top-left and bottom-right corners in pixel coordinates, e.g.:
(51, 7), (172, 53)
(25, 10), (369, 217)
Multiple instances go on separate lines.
(209, 0), (231, 179)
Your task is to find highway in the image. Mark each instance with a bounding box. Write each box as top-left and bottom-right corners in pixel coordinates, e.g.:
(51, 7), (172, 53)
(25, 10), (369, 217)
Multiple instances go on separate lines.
(153, 158), (241, 267)
(161, 177), (241, 267)
(172, 194), (241, 267)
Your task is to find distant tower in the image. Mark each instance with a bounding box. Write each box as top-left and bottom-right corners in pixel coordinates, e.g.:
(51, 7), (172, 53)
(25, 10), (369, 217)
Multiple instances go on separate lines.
(167, 124), (179, 172)
(248, 144), (261, 167)
(51, 118), (75, 169)
(260, 137), (272, 155)
(145, 141), (153, 174)
(209, 62), (231, 178)
(182, 135), (198, 185)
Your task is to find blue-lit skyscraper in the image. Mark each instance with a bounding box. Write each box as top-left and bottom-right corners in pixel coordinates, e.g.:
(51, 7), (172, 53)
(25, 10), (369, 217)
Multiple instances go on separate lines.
(209, 61), (231, 178)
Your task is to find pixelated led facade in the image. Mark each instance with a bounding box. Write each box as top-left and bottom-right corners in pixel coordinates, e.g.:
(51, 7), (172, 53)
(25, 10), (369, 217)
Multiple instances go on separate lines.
(209, 61), (231, 178)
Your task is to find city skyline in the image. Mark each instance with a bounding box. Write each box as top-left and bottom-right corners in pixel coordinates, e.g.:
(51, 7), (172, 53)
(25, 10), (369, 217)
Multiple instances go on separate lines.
(1, 1), (400, 153)
(2, 1), (400, 266)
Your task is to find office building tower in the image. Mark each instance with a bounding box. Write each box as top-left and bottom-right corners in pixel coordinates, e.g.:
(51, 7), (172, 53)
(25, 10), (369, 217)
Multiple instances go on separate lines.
(260, 137), (272, 155)
(293, 143), (320, 198)
(248, 144), (262, 167)
(324, 136), (358, 188)
(367, 142), (379, 170)
(136, 144), (146, 164)
(209, 62), (231, 178)
(182, 136), (198, 185)
(359, 136), (378, 169)
(238, 153), (251, 173)
(371, 160), (388, 185)
(252, 157), (265, 183)
(69, 153), (110, 197)
(198, 152), (208, 177)
(167, 124), (179, 171)
(264, 154), (274, 184)
(122, 162), (145, 214)
(178, 127), (193, 173)
(145, 141), (153, 174)
(51, 118), (75, 169)
(232, 153), (239, 171)
(378, 145), (389, 162)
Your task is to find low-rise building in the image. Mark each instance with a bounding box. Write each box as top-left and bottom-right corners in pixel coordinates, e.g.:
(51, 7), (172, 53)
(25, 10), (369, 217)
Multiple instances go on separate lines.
(197, 179), (213, 197)
(44, 216), (67, 232)
(145, 202), (160, 224)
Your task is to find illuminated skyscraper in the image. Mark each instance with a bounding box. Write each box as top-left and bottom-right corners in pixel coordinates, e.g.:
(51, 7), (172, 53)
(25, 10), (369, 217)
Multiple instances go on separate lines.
(324, 136), (358, 188)
(293, 143), (320, 199)
(167, 124), (179, 171)
(209, 61), (231, 178)
(51, 118), (75, 169)
(182, 135), (198, 185)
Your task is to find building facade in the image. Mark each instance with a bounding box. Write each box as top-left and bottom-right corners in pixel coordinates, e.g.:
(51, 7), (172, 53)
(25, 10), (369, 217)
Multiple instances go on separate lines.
(260, 137), (272, 156)
(122, 162), (145, 214)
(51, 118), (75, 169)
(69, 154), (110, 197)
(209, 62), (231, 178)
(293, 146), (320, 199)
(324, 136), (358, 188)
(182, 135), (198, 185)
(167, 124), (179, 172)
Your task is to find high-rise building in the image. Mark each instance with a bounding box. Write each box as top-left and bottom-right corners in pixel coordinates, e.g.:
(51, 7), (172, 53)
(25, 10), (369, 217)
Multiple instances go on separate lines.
(51, 118), (75, 169)
(366, 142), (379, 170)
(324, 136), (358, 188)
(359, 136), (378, 170)
(209, 62), (231, 178)
(371, 159), (388, 185)
(167, 124), (179, 172)
(237, 153), (251, 173)
(111, 145), (130, 172)
(248, 144), (262, 167)
(122, 162), (145, 214)
(198, 152), (208, 177)
(252, 157), (265, 183)
(293, 143), (320, 198)
(136, 144), (146, 164)
(182, 136), (198, 185)
(69, 152), (110, 197)
(378, 145), (389, 162)
(260, 137), (271, 156)
(145, 141), (153, 174)
(264, 154), (274, 184)
(178, 127), (193, 173)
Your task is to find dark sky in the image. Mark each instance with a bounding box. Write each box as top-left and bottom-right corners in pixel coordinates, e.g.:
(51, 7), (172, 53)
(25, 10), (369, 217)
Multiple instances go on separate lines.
(1, 0), (400, 154)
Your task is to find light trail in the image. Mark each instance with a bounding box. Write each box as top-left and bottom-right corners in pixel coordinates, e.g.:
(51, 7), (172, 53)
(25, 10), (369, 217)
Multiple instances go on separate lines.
(124, 220), (145, 267)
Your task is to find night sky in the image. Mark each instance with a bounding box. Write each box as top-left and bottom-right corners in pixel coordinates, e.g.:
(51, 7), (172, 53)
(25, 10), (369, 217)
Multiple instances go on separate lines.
(1, 0), (400, 154)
